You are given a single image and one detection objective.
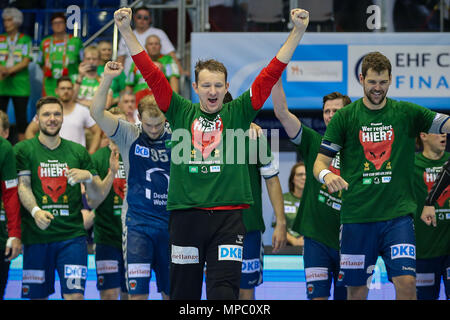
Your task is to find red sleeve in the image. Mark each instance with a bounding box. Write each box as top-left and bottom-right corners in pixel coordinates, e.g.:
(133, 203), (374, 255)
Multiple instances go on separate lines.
(131, 51), (173, 112)
(1, 182), (21, 239)
(250, 57), (287, 110)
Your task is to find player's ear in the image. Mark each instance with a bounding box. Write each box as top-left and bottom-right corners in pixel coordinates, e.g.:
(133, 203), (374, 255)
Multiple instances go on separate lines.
(192, 81), (199, 94)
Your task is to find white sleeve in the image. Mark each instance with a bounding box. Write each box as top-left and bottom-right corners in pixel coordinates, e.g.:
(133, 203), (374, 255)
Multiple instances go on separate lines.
(84, 108), (97, 129)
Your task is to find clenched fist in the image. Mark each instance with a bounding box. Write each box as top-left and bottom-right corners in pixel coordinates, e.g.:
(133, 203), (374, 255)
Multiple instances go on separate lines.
(103, 61), (124, 79)
(291, 8), (309, 32)
(114, 7), (133, 31)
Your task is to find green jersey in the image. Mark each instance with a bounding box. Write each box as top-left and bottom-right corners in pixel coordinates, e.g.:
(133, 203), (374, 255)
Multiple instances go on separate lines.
(291, 125), (342, 249)
(39, 34), (83, 97)
(165, 90), (258, 210)
(413, 152), (450, 259)
(282, 192), (301, 238)
(91, 147), (125, 250)
(0, 33), (32, 96)
(323, 98), (437, 224)
(14, 137), (97, 245)
(242, 135), (277, 233)
(71, 74), (101, 101)
(126, 54), (179, 95)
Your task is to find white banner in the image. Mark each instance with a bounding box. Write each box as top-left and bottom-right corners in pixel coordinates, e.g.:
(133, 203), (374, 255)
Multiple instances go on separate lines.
(191, 32), (450, 110)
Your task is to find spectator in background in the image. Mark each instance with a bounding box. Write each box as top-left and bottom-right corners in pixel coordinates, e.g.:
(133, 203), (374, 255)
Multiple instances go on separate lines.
(283, 162), (305, 246)
(97, 40), (126, 107)
(73, 45), (113, 109)
(0, 110), (22, 300)
(117, 91), (139, 124)
(38, 12), (83, 97)
(117, 6), (184, 76)
(0, 7), (32, 142)
(24, 76), (102, 154)
(126, 35), (180, 105)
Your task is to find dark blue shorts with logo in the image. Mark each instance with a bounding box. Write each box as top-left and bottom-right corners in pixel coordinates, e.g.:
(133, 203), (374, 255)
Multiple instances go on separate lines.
(303, 237), (346, 299)
(416, 255), (450, 300)
(240, 231), (264, 289)
(21, 236), (88, 299)
(95, 243), (127, 293)
(125, 224), (170, 296)
(338, 215), (416, 287)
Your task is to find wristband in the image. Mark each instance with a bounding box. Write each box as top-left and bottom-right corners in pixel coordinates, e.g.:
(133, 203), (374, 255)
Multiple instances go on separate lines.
(318, 169), (332, 184)
(6, 237), (18, 248)
(85, 172), (93, 183)
(31, 206), (41, 218)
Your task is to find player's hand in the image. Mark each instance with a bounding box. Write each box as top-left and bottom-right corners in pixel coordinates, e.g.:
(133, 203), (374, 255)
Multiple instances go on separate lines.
(420, 205), (437, 227)
(323, 172), (348, 194)
(4, 237), (21, 261)
(272, 223), (287, 253)
(67, 168), (93, 185)
(104, 61), (124, 79)
(34, 210), (54, 230)
(249, 122), (263, 140)
(78, 62), (91, 77)
(109, 147), (120, 175)
(291, 8), (309, 32)
(114, 7), (133, 32)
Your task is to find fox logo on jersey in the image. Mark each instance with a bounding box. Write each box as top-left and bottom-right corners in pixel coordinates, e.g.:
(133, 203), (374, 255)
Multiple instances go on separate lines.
(423, 169), (450, 207)
(38, 162), (68, 202)
(359, 125), (394, 170)
(191, 115), (223, 159)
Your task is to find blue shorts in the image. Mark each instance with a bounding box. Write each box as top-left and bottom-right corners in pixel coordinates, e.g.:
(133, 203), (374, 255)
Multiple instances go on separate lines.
(124, 224), (170, 295)
(303, 237), (347, 300)
(95, 243), (127, 293)
(338, 215), (416, 287)
(22, 236), (87, 299)
(240, 231), (263, 289)
(416, 255), (450, 300)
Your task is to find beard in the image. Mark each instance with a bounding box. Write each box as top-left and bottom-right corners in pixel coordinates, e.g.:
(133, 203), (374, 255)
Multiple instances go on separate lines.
(364, 87), (388, 106)
(39, 123), (61, 137)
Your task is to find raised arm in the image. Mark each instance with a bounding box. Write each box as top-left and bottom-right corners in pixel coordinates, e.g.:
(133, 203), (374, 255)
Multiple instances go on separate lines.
(114, 7), (173, 112)
(276, 9), (309, 64)
(90, 61), (121, 136)
(271, 78), (301, 139)
(250, 9), (309, 111)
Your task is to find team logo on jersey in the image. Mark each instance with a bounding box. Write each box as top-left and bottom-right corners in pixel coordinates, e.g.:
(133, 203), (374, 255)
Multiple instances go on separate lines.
(423, 167), (450, 207)
(359, 124), (394, 170)
(191, 115), (223, 159)
(113, 161), (126, 200)
(38, 161), (69, 203)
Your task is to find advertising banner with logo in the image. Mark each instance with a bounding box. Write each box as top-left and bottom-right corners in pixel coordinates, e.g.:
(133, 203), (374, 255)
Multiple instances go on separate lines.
(191, 32), (450, 110)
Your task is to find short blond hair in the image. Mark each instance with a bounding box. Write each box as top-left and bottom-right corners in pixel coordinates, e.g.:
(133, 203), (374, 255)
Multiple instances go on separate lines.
(138, 95), (163, 118)
(84, 45), (100, 58)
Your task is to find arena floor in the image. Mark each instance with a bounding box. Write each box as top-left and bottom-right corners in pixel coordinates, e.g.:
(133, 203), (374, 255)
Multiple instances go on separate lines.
(4, 255), (446, 300)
